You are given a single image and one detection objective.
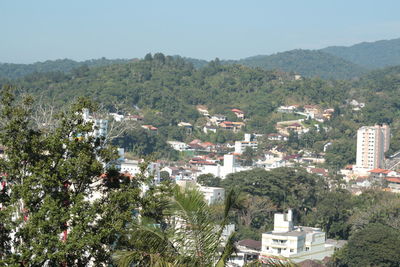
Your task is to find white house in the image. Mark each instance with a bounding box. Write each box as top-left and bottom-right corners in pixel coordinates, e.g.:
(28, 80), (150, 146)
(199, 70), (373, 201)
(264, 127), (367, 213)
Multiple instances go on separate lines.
(109, 113), (124, 122)
(256, 157), (286, 170)
(229, 239), (261, 266)
(277, 106), (297, 113)
(120, 159), (160, 183)
(167, 141), (190, 151)
(203, 125), (217, 134)
(210, 114), (227, 125)
(260, 210), (335, 263)
(199, 186), (225, 205)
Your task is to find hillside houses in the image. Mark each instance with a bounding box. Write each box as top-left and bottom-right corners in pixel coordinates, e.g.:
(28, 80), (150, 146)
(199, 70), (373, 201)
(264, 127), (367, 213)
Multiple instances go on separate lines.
(277, 105), (298, 113)
(196, 105), (209, 116)
(141, 125), (158, 132)
(231, 108), (245, 119)
(210, 114), (227, 125)
(219, 121), (245, 131)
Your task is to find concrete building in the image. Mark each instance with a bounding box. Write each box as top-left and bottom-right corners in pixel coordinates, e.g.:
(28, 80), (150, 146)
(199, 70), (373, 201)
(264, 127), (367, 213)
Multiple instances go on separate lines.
(229, 239), (261, 267)
(120, 159), (160, 183)
(385, 177), (400, 193)
(200, 154), (251, 179)
(235, 133), (258, 154)
(260, 210), (335, 263)
(199, 186), (225, 205)
(82, 108), (108, 138)
(355, 124), (390, 173)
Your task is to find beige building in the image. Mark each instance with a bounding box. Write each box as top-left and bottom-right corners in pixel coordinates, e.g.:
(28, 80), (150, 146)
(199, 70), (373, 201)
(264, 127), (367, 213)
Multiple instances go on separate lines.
(260, 210), (335, 263)
(355, 124), (390, 173)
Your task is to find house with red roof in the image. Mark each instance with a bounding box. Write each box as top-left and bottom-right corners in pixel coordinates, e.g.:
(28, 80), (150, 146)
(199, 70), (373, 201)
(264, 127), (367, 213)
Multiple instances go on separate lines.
(141, 125), (158, 132)
(385, 177), (400, 193)
(219, 121), (245, 132)
(368, 168), (398, 180)
(231, 108), (245, 119)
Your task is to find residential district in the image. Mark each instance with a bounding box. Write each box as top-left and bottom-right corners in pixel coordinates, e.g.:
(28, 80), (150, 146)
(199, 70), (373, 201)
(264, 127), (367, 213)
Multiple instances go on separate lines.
(1, 102), (398, 266)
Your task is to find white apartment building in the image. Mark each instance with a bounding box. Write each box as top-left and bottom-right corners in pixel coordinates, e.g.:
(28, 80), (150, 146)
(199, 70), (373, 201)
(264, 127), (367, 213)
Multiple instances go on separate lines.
(200, 154), (252, 179)
(235, 133), (258, 154)
(355, 124), (390, 173)
(261, 210), (335, 263)
(82, 108), (108, 139)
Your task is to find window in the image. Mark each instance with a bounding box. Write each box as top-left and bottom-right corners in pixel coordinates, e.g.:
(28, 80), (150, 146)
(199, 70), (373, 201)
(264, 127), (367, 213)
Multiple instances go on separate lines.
(290, 249), (294, 252)
(305, 247), (310, 251)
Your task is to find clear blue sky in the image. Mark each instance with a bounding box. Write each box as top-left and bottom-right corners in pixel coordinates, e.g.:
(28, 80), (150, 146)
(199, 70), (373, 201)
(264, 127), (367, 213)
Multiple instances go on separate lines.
(1, 0), (400, 63)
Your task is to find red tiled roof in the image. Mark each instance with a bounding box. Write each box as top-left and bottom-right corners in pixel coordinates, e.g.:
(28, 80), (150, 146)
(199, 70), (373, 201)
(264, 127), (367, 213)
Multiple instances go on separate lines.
(386, 177), (400, 184)
(368, 168), (391, 174)
(309, 168), (328, 176)
(142, 125), (157, 130)
(189, 139), (202, 145)
(231, 108), (244, 113)
(200, 142), (215, 147)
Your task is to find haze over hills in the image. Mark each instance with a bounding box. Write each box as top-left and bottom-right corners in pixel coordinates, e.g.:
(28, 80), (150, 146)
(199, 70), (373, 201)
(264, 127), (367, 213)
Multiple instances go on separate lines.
(0, 58), (132, 79)
(321, 38), (400, 69)
(231, 49), (367, 80)
(1, 37), (400, 80)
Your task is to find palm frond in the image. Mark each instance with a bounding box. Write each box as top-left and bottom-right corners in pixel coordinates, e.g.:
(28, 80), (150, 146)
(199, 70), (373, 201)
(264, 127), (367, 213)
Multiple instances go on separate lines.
(215, 232), (237, 267)
(246, 256), (298, 267)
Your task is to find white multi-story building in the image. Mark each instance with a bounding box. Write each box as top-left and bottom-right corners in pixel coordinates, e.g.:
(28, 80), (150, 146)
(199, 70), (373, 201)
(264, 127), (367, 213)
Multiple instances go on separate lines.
(235, 133), (258, 154)
(200, 154), (252, 179)
(260, 210), (335, 263)
(82, 108), (108, 139)
(355, 124), (390, 173)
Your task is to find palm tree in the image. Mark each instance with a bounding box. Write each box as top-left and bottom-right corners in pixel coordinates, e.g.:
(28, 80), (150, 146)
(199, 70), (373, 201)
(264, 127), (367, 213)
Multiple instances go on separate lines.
(113, 186), (237, 267)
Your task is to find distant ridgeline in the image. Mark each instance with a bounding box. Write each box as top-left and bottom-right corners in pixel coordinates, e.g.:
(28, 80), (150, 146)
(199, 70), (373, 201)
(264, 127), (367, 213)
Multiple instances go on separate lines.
(1, 37), (400, 81)
(0, 58), (132, 79)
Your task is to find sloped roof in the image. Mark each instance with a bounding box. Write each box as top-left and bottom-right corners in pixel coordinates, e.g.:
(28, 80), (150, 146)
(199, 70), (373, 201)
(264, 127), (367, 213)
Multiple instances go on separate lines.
(237, 239), (261, 251)
(368, 168), (391, 174)
(386, 177), (400, 184)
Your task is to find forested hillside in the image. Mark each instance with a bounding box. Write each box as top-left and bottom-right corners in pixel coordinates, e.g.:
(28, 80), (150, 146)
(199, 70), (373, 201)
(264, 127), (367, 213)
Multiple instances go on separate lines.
(322, 38), (400, 69)
(2, 37), (399, 81)
(234, 49), (367, 79)
(2, 54), (352, 127)
(0, 58), (131, 79)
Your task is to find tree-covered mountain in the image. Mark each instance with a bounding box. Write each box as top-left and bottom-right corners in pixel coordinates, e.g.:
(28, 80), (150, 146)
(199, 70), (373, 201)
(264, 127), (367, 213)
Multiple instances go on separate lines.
(321, 38), (400, 69)
(174, 56), (208, 69)
(0, 58), (132, 79)
(232, 49), (367, 79)
(2, 54), (351, 128)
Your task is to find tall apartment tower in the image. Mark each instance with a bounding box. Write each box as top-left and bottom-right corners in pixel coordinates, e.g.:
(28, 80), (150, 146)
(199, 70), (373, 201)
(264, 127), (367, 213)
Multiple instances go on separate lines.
(356, 124), (390, 170)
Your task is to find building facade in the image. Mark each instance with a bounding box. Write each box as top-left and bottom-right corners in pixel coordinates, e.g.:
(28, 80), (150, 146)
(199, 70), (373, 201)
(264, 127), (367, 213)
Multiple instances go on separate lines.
(261, 210), (335, 263)
(355, 124), (390, 172)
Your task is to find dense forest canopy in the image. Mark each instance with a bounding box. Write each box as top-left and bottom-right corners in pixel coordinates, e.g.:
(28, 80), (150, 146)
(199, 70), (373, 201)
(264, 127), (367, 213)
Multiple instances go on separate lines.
(322, 37), (400, 69)
(231, 49), (367, 79)
(2, 52), (400, 163)
(2, 38), (400, 81)
(0, 58), (132, 79)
